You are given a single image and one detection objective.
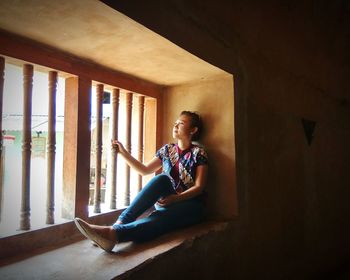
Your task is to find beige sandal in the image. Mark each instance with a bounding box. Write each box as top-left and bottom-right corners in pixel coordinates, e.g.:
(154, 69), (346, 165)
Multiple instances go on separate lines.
(74, 218), (115, 252)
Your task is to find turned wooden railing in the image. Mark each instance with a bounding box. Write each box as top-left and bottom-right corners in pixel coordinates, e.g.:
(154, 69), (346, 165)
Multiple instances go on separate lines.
(46, 71), (58, 224)
(20, 64), (33, 230)
(18, 64), (59, 230)
(93, 84), (103, 213)
(137, 96), (145, 192)
(124, 92), (133, 206)
(0, 56), (149, 231)
(91, 90), (148, 211)
(110, 88), (120, 209)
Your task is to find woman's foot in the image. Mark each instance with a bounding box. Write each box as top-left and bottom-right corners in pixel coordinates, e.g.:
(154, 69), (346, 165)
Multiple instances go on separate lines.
(74, 218), (117, 252)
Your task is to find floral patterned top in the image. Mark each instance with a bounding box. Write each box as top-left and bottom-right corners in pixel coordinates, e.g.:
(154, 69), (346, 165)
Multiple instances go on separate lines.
(156, 143), (208, 193)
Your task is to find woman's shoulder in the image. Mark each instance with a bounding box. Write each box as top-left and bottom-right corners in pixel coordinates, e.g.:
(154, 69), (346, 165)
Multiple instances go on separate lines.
(157, 143), (175, 154)
(191, 144), (208, 157)
(158, 143), (176, 149)
(191, 143), (206, 151)
(162, 143), (176, 150)
(190, 144), (208, 165)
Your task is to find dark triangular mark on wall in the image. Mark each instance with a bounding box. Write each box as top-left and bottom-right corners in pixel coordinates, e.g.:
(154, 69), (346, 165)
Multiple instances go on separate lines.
(302, 118), (316, 146)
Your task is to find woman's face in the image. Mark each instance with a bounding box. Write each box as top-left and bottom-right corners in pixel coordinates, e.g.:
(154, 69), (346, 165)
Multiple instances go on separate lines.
(172, 114), (194, 140)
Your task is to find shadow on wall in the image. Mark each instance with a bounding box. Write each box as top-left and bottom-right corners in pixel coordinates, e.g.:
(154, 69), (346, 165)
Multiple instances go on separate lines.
(199, 111), (237, 221)
(205, 148), (236, 220)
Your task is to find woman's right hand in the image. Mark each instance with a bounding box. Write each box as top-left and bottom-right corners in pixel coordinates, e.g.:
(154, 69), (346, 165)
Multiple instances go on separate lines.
(112, 140), (161, 175)
(111, 140), (127, 155)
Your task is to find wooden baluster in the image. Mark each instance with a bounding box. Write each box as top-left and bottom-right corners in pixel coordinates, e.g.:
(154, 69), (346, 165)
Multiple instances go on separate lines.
(137, 96), (145, 192)
(94, 84), (103, 213)
(20, 64), (33, 230)
(0, 57), (4, 223)
(46, 71), (57, 224)
(124, 92), (132, 206)
(110, 88), (119, 209)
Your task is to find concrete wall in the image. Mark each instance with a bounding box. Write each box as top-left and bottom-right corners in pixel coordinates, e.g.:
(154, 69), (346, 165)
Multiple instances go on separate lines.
(107, 1), (350, 279)
(162, 75), (237, 219)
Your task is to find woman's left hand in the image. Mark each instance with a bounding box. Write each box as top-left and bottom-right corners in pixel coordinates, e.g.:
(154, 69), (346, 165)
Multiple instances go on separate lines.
(156, 194), (178, 207)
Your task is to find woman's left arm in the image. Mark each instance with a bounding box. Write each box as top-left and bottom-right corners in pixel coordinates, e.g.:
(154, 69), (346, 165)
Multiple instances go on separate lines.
(157, 164), (208, 207)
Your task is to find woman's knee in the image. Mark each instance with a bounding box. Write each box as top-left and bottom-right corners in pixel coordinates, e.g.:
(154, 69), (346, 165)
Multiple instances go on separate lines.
(153, 174), (171, 185)
(148, 174), (173, 192)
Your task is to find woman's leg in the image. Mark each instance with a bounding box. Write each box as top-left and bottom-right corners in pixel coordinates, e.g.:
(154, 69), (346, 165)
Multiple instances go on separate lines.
(113, 198), (204, 243)
(117, 174), (175, 224)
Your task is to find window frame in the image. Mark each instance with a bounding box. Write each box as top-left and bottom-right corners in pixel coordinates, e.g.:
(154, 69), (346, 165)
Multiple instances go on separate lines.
(0, 31), (163, 260)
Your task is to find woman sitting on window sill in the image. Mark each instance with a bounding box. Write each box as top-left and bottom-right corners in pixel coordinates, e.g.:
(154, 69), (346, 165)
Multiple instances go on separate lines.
(74, 111), (208, 252)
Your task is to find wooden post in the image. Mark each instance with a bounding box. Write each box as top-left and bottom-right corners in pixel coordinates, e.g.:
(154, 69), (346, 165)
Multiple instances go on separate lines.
(20, 64), (33, 230)
(46, 71), (57, 224)
(62, 77), (91, 220)
(110, 88), (119, 209)
(143, 98), (158, 185)
(0, 57), (4, 223)
(124, 92), (132, 206)
(93, 84), (103, 213)
(137, 96), (145, 192)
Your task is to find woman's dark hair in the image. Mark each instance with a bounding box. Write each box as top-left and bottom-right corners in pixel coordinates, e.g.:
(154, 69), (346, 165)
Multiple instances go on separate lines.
(180, 111), (202, 141)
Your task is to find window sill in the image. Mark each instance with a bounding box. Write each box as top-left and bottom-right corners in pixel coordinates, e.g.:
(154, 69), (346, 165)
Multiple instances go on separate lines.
(0, 209), (123, 261)
(0, 220), (228, 279)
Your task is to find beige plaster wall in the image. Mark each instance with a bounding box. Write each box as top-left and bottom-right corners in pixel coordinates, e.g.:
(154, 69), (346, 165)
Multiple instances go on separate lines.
(162, 74), (237, 219)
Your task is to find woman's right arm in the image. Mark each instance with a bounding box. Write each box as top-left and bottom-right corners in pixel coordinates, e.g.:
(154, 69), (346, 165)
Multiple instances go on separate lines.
(112, 140), (162, 176)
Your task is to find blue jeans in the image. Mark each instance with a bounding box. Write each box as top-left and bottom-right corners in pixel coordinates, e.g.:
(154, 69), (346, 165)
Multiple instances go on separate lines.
(112, 174), (204, 242)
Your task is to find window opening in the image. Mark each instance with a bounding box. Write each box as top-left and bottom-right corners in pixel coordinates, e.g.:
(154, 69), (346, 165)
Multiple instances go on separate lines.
(89, 86), (154, 216)
(0, 61), (66, 237)
(0, 56), (158, 236)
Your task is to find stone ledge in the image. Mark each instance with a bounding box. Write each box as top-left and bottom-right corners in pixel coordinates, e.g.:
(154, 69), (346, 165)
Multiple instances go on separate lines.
(0, 221), (228, 280)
